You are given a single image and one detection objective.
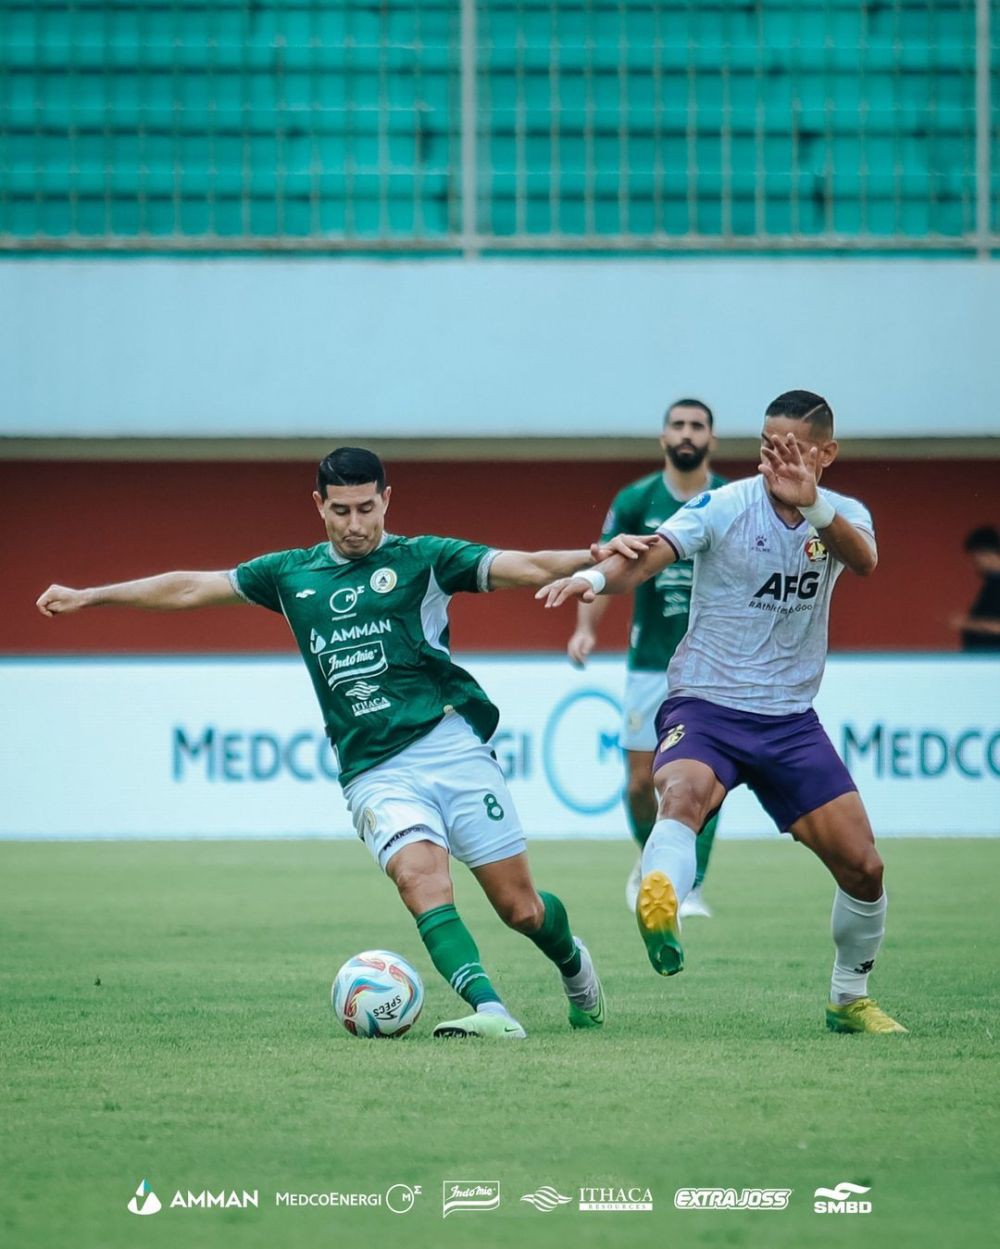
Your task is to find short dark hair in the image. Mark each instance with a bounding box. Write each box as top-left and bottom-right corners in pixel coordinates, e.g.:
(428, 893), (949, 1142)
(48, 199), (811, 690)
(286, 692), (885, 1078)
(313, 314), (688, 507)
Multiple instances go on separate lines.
(964, 525), (1000, 554)
(316, 447), (386, 497)
(666, 397), (714, 430)
(765, 389), (834, 438)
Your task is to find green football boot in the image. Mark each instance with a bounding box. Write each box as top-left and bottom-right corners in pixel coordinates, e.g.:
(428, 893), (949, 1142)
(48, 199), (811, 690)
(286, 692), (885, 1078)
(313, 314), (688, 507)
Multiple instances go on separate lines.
(826, 997), (908, 1034)
(432, 1011), (527, 1039)
(636, 870), (685, 976)
(565, 938), (606, 1030)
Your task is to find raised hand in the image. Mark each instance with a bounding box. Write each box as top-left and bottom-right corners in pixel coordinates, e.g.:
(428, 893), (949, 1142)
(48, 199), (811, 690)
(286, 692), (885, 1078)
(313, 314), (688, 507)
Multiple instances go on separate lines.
(758, 432), (819, 509)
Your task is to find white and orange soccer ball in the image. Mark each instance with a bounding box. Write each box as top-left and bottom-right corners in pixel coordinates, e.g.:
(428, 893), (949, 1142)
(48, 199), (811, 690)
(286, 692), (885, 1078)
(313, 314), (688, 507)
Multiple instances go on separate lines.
(331, 949), (424, 1038)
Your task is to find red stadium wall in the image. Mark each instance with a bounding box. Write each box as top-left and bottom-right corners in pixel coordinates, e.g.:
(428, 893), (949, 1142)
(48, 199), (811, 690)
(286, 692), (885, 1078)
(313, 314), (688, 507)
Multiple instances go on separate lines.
(3, 458), (996, 653)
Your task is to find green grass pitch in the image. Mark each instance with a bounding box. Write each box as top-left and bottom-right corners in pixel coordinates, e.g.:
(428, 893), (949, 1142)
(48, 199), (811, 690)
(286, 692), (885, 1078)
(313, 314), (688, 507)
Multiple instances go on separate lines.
(1, 837), (997, 1249)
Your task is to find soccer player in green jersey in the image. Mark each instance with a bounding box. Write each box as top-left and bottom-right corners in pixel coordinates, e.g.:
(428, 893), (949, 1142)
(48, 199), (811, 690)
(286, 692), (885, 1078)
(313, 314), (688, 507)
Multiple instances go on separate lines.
(37, 447), (647, 1041)
(567, 399), (725, 915)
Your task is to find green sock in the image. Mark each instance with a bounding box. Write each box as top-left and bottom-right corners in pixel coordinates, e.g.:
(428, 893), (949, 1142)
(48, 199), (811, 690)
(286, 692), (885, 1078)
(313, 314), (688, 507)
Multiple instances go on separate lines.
(526, 891), (581, 977)
(415, 904), (502, 1009)
(694, 812), (719, 888)
(627, 804), (656, 850)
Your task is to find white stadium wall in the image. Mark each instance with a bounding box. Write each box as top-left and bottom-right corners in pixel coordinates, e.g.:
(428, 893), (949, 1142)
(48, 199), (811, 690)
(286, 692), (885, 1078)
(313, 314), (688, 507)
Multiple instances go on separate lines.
(2, 655), (997, 840)
(2, 258), (1000, 440)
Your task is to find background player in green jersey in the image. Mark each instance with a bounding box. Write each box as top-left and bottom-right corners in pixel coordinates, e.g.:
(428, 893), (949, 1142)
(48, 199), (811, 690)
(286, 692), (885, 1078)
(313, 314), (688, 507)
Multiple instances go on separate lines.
(567, 399), (725, 914)
(37, 447), (647, 1041)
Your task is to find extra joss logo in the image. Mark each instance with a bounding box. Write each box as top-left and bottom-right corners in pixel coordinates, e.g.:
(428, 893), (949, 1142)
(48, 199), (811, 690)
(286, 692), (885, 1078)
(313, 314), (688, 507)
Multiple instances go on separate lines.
(674, 1188), (791, 1211)
(814, 1182), (872, 1214)
(442, 1181), (500, 1217)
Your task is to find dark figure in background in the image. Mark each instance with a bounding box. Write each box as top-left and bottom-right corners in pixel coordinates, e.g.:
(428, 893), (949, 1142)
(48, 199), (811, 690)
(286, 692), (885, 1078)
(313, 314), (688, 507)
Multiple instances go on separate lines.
(953, 526), (1000, 653)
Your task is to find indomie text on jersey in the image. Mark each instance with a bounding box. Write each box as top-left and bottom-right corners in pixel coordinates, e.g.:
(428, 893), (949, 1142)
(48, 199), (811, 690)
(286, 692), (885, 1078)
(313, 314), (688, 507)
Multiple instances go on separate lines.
(319, 641), (389, 690)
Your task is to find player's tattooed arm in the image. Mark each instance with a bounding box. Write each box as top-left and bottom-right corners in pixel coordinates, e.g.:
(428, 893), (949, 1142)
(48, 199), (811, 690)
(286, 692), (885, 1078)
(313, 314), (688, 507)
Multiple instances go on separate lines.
(535, 535), (675, 608)
(488, 535), (656, 590)
(36, 571), (243, 616)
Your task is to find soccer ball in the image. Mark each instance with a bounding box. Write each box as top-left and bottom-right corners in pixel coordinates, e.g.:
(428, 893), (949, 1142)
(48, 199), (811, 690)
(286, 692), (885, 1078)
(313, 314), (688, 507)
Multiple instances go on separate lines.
(331, 949), (424, 1038)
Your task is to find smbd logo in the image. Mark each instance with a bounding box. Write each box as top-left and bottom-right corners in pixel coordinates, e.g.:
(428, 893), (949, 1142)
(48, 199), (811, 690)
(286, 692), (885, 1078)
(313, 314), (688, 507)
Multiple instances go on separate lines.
(813, 1182), (872, 1214)
(753, 571), (820, 602)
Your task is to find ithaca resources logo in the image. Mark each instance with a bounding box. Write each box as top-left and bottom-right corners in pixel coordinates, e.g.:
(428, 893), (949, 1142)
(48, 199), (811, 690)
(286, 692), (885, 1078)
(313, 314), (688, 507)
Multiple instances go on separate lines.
(674, 1188), (791, 1211)
(578, 1185), (653, 1212)
(814, 1182), (872, 1214)
(442, 1181), (500, 1217)
(520, 1186), (572, 1212)
(127, 1179), (162, 1216)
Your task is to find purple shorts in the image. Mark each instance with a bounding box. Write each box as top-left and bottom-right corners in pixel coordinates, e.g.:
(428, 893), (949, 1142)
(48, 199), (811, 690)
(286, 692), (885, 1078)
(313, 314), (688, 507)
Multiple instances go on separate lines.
(652, 695), (857, 833)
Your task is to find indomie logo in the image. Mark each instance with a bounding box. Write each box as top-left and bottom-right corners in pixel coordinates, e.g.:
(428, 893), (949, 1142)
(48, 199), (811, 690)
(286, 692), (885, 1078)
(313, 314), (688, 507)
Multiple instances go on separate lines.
(753, 571), (820, 602)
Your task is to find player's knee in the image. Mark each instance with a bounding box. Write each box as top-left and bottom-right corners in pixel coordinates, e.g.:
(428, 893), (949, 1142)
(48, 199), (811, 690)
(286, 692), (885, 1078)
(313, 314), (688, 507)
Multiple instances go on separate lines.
(498, 892), (545, 934)
(391, 863), (452, 912)
(656, 776), (706, 828)
(842, 848), (884, 900)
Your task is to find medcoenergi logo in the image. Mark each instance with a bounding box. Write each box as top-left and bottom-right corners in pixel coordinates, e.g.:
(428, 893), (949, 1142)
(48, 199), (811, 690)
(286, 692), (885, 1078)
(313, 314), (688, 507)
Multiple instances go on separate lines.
(814, 1182), (872, 1214)
(674, 1188), (791, 1211)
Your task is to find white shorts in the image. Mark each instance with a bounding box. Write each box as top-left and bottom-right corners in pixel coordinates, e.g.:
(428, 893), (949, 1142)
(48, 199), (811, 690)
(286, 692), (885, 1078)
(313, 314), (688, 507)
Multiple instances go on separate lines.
(343, 714), (526, 873)
(622, 669), (669, 752)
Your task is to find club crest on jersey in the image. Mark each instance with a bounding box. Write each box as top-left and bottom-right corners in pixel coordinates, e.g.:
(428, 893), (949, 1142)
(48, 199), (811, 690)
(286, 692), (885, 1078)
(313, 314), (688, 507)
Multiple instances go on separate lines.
(370, 567), (398, 594)
(362, 807), (377, 834)
(659, 724), (685, 752)
(805, 536), (828, 563)
(684, 492), (711, 510)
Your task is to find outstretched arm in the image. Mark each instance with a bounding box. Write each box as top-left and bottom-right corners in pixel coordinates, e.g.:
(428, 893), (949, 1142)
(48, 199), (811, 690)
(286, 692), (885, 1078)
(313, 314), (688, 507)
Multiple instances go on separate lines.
(536, 536), (676, 608)
(37, 571), (243, 617)
(487, 535), (654, 590)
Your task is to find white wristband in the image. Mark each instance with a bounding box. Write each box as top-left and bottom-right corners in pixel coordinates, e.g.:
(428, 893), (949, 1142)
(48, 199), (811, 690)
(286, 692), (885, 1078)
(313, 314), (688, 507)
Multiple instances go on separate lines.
(574, 568), (607, 595)
(799, 493), (836, 530)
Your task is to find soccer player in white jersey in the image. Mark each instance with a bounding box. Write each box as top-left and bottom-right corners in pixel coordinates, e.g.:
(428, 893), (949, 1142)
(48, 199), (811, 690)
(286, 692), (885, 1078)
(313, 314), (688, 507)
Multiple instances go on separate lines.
(537, 391), (906, 1034)
(37, 447), (647, 1041)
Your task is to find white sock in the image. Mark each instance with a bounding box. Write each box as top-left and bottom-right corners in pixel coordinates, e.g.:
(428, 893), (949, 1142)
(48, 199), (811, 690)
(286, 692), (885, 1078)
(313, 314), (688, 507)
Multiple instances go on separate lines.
(641, 819), (697, 904)
(476, 1001), (510, 1017)
(830, 888), (887, 1004)
(562, 939), (598, 1009)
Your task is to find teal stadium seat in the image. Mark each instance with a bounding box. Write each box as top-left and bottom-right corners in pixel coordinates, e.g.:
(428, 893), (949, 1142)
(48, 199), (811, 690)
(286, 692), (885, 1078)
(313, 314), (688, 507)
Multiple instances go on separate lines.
(0, 0), (988, 245)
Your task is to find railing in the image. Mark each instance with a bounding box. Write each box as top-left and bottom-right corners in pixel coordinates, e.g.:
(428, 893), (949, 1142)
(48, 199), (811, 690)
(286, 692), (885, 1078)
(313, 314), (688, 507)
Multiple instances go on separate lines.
(0, 0), (996, 255)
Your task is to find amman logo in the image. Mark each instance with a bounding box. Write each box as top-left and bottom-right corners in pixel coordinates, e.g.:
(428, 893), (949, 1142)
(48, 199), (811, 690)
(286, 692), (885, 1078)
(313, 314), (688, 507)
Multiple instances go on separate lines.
(370, 568), (397, 594)
(127, 1179), (162, 1217)
(659, 724), (685, 752)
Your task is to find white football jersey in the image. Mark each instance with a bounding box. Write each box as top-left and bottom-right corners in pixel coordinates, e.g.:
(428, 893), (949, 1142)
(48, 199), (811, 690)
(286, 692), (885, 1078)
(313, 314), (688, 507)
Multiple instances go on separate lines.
(658, 475), (875, 716)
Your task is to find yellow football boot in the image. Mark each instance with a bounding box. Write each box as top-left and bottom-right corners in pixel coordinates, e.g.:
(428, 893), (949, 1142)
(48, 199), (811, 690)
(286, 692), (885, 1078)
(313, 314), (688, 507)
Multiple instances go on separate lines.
(826, 997), (908, 1034)
(636, 870), (684, 976)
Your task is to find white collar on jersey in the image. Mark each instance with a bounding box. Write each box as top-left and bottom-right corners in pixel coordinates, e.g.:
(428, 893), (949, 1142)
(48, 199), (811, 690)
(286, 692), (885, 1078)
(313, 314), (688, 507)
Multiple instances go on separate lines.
(327, 531), (391, 565)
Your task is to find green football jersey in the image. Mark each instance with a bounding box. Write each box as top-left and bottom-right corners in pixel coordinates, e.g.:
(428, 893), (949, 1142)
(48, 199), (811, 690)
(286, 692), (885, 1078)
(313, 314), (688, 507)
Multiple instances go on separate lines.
(600, 470), (727, 671)
(231, 534), (500, 786)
